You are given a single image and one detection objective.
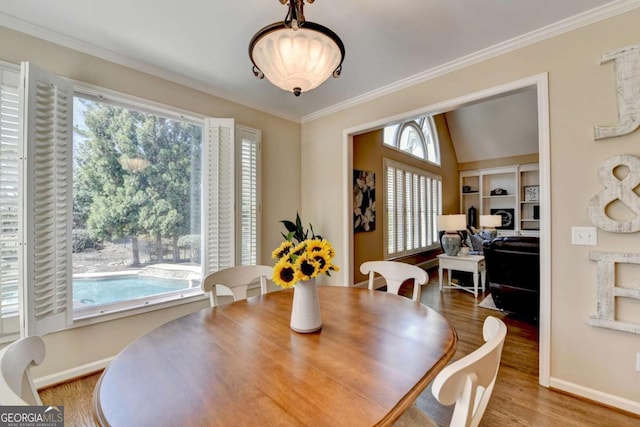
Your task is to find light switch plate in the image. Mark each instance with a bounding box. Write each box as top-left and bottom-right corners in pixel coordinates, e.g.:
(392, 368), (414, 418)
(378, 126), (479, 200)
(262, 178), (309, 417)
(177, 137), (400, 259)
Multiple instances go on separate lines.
(571, 226), (597, 246)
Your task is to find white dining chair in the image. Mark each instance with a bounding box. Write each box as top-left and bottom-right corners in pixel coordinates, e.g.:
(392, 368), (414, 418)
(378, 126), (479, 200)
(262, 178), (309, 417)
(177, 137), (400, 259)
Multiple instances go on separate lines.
(360, 260), (429, 302)
(201, 265), (273, 307)
(0, 335), (46, 405)
(394, 316), (508, 427)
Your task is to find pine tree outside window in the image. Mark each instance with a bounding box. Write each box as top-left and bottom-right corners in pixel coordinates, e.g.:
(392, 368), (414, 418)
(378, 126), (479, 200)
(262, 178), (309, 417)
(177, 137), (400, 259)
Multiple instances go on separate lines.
(3, 62), (262, 337)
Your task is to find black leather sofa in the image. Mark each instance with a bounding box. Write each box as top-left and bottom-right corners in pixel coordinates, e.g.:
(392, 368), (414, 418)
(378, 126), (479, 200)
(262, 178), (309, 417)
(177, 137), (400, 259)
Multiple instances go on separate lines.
(482, 236), (539, 320)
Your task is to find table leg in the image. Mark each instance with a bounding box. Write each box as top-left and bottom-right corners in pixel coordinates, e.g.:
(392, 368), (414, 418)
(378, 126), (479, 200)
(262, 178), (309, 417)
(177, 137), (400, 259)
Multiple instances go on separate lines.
(438, 266), (443, 292)
(472, 271), (479, 298)
(480, 270), (486, 293)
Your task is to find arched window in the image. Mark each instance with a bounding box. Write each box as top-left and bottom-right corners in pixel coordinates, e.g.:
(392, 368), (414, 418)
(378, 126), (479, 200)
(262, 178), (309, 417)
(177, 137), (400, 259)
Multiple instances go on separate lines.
(383, 116), (440, 165)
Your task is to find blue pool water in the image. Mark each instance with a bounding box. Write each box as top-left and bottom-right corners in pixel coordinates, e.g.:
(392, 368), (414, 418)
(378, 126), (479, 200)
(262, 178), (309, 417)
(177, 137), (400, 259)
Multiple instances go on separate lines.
(73, 276), (190, 306)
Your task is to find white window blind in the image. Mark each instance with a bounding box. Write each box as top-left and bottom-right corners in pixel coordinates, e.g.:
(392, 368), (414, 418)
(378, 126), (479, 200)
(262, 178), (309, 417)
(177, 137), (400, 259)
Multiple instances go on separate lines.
(0, 67), (20, 337)
(236, 126), (261, 266)
(384, 158), (442, 259)
(20, 62), (73, 336)
(203, 118), (235, 275)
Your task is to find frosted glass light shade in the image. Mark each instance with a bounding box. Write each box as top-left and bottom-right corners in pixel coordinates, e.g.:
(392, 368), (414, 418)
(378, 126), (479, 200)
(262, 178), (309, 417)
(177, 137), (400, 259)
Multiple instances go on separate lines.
(436, 214), (466, 232)
(250, 22), (344, 96)
(480, 215), (502, 228)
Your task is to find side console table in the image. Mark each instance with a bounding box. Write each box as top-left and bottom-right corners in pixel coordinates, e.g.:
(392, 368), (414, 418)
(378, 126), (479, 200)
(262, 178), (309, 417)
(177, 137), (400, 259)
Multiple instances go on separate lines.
(437, 254), (486, 298)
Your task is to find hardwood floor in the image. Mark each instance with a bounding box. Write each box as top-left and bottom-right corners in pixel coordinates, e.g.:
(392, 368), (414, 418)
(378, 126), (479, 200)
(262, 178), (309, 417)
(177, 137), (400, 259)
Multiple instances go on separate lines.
(411, 272), (640, 427)
(39, 370), (101, 427)
(39, 272), (640, 426)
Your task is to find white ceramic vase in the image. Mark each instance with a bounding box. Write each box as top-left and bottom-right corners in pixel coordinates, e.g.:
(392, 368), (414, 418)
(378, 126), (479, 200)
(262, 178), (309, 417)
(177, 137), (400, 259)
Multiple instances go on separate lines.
(290, 277), (322, 333)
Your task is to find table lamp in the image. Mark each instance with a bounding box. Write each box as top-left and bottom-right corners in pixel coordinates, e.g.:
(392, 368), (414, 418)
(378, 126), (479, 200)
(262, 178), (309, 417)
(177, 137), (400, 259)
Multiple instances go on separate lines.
(436, 214), (466, 256)
(480, 214), (502, 240)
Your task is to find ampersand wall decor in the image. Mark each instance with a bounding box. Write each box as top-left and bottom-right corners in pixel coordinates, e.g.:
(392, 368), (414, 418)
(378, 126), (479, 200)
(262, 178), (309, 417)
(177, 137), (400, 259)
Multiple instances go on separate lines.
(594, 43), (640, 140)
(587, 154), (640, 232)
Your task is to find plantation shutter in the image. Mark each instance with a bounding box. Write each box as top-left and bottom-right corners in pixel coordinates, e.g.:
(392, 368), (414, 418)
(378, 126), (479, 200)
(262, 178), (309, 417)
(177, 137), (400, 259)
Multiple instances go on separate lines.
(0, 67), (20, 337)
(385, 163), (396, 255)
(431, 178), (442, 246)
(384, 158), (442, 258)
(202, 118), (235, 275)
(20, 62), (73, 336)
(236, 126), (261, 266)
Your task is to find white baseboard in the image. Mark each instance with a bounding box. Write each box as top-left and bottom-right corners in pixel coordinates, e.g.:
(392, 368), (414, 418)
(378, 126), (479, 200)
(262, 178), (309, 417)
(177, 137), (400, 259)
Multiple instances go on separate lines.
(419, 258), (439, 274)
(549, 377), (640, 415)
(35, 356), (114, 389)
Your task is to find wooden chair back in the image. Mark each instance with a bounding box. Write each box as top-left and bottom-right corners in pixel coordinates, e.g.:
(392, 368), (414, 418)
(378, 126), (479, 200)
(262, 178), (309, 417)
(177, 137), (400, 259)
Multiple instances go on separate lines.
(0, 335), (45, 405)
(432, 316), (508, 427)
(201, 265), (273, 307)
(359, 260), (429, 302)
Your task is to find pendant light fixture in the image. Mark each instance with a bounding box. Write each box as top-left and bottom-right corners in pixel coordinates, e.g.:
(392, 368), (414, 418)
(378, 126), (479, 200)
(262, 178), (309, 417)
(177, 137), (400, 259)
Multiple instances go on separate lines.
(248, 0), (345, 97)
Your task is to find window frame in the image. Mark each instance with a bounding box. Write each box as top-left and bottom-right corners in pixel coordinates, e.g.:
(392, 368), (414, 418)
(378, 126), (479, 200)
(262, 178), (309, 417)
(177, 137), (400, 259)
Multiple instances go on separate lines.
(383, 158), (442, 259)
(0, 61), (21, 343)
(12, 67), (263, 335)
(383, 115), (441, 166)
(71, 85), (208, 322)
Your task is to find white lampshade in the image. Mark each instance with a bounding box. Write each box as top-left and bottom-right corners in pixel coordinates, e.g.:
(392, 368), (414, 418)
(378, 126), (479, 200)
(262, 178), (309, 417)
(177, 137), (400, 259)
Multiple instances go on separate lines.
(250, 25), (343, 95)
(436, 214), (466, 232)
(480, 215), (502, 228)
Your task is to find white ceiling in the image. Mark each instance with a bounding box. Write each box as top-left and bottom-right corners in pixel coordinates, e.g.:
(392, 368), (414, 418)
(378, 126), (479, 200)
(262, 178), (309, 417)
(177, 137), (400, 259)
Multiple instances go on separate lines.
(0, 0), (621, 121)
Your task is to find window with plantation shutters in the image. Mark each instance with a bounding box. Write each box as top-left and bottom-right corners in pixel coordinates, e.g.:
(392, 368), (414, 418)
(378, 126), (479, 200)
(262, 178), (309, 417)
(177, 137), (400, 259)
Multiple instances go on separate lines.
(236, 126), (261, 266)
(0, 66), (20, 338)
(2, 64), (263, 338)
(203, 119), (235, 276)
(20, 62), (73, 336)
(384, 158), (442, 259)
(202, 120), (262, 275)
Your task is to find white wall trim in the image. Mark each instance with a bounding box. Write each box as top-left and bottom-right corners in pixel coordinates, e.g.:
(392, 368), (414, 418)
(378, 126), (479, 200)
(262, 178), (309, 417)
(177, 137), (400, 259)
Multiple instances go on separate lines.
(0, 13), (300, 124)
(550, 377), (640, 416)
(537, 74), (552, 387)
(343, 72), (551, 387)
(302, 0), (640, 123)
(34, 356), (113, 389)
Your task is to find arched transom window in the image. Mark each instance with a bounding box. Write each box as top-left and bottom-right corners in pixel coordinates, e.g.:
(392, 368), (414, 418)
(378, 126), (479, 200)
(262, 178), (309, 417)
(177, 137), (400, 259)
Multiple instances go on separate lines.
(383, 116), (440, 165)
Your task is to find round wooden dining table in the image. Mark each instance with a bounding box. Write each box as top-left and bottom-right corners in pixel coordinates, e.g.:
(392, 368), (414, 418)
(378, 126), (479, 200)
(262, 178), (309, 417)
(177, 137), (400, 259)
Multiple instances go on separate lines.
(94, 286), (457, 427)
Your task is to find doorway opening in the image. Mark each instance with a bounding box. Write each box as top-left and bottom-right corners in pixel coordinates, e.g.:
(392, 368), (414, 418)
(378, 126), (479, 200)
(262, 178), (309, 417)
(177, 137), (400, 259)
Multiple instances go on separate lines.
(342, 73), (550, 386)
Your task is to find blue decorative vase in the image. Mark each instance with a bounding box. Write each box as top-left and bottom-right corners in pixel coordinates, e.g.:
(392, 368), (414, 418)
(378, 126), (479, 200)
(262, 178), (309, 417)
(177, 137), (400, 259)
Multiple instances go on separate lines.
(442, 233), (461, 256)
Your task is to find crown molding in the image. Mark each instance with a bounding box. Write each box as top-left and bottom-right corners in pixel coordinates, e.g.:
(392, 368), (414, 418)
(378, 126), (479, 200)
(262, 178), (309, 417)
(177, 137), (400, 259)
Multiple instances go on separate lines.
(2, 0), (639, 125)
(301, 0), (640, 123)
(0, 12), (301, 124)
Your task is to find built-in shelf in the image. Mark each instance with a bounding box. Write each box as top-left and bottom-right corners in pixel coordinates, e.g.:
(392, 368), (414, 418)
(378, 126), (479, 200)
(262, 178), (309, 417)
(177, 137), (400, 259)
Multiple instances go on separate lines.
(460, 163), (539, 236)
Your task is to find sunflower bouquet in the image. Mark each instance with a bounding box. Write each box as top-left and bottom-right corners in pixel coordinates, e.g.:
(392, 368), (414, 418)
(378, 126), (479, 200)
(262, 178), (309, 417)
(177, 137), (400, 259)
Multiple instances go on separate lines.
(271, 214), (339, 288)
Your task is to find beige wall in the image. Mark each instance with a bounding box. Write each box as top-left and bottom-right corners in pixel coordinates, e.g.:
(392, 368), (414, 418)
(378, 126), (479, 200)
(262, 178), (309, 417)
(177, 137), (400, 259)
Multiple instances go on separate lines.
(302, 9), (640, 410)
(0, 26), (302, 378)
(351, 115), (459, 283)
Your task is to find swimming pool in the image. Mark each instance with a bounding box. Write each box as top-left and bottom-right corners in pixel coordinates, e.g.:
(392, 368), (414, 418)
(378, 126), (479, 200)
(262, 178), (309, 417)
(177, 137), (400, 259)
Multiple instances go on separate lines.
(73, 275), (191, 306)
